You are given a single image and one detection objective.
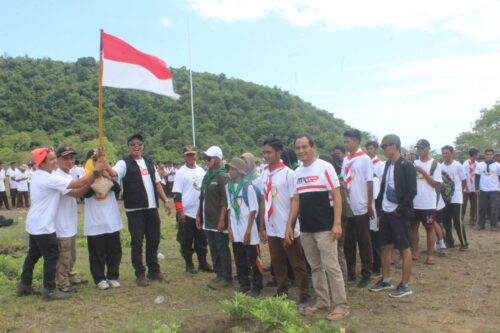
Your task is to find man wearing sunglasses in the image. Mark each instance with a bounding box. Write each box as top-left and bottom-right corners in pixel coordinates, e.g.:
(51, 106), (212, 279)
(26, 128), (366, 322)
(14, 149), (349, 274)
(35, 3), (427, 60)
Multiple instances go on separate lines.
(196, 146), (232, 289)
(109, 134), (171, 287)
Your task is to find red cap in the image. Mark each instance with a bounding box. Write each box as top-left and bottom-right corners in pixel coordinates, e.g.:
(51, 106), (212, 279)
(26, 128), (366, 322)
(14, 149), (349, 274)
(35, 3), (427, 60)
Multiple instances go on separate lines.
(32, 148), (50, 167)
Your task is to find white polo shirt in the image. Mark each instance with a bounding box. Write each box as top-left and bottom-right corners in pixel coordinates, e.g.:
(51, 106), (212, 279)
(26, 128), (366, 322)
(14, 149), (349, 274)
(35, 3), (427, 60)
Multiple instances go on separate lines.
(54, 168), (78, 238)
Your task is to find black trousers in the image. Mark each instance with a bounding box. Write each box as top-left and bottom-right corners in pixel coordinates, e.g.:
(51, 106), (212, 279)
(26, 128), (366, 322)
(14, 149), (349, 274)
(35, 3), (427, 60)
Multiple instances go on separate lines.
(462, 192), (478, 224)
(17, 191), (30, 208)
(232, 242), (263, 291)
(10, 188), (17, 208)
(20, 233), (58, 290)
(344, 213), (373, 279)
(443, 203), (468, 247)
(0, 191), (9, 209)
(370, 230), (381, 273)
(205, 230), (232, 281)
(87, 231), (122, 284)
(479, 191), (499, 228)
(126, 209), (161, 277)
(176, 215), (208, 263)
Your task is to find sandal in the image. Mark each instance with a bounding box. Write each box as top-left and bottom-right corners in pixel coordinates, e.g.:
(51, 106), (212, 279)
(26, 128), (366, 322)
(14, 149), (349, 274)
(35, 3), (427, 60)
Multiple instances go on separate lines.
(425, 257), (435, 265)
(327, 310), (350, 321)
(304, 305), (328, 313)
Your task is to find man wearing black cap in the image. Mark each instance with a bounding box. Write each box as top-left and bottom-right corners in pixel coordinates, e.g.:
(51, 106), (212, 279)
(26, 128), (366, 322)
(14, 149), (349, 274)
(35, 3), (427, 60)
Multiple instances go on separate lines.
(172, 146), (212, 274)
(371, 134), (416, 298)
(54, 146), (88, 292)
(411, 139), (442, 264)
(109, 134), (171, 287)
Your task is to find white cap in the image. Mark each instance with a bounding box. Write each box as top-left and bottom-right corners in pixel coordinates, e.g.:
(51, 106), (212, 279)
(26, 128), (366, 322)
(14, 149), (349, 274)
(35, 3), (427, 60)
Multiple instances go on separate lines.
(204, 146), (223, 160)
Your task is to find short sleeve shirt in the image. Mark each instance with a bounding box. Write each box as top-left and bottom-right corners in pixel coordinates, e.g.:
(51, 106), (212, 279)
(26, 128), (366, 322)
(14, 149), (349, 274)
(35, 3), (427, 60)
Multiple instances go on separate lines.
(441, 161), (466, 204)
(226, 182), (259, 245)
(294, 159), (340, 233)
(475, 161), (500, 192)
(54, 169), (78, 237)
(26, 169), (71, 235)
(172, 164), (205, 219)
(413, 159), (442, 210)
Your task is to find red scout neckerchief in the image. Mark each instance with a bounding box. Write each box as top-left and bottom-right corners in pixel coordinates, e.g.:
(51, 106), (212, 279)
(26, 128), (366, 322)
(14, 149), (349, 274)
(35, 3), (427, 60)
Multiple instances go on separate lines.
(264, 161), (286, 220)
(343, 149), (365, 193)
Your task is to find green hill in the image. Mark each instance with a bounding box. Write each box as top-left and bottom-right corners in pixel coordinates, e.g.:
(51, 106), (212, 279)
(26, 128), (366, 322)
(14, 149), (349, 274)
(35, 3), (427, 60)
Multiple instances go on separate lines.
(0, 56), (363, 163)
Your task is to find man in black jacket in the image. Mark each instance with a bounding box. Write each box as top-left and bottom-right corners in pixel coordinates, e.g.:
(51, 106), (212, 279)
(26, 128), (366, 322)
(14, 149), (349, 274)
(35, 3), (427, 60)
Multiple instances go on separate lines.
(370, 134), (417, 298)
(109, 134), (171, 287)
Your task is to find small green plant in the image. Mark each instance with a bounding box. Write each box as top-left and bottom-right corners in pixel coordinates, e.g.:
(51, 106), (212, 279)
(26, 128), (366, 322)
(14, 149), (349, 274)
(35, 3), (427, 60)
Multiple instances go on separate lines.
(250, 295), (298, 329)
(312, 320), (344, 333)
(221, 292), (258, 320)
(138, 322), (180, 333)
(0, 255), (20, 278)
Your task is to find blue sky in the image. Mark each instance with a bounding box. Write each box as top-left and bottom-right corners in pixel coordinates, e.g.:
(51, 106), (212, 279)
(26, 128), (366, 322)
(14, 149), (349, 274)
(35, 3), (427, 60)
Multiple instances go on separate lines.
(2, 0), (500, 151)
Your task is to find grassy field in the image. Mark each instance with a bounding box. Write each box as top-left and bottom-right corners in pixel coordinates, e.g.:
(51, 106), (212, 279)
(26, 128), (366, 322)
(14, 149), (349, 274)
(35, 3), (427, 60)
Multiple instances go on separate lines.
(1, 204), (499, 333)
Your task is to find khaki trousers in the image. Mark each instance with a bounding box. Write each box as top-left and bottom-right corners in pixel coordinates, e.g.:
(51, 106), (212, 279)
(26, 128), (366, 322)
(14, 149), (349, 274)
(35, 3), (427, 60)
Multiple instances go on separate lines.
(56, 236), (77, 288)
(301, 231), (348, 311)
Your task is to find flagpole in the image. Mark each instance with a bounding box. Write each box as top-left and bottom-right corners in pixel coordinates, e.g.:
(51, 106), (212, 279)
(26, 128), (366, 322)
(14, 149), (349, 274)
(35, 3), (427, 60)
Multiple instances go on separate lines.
(98, 29), (104, 149)
(187, 17), (196, 147)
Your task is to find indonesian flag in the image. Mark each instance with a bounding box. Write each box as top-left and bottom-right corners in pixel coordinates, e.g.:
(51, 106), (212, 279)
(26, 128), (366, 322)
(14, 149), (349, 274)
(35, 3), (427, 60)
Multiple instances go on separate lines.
(102, 32), (180, 100)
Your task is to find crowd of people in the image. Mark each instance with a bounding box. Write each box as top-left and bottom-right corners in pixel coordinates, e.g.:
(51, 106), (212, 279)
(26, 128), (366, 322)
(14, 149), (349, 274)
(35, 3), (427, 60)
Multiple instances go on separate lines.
(2, 130), (499, 322)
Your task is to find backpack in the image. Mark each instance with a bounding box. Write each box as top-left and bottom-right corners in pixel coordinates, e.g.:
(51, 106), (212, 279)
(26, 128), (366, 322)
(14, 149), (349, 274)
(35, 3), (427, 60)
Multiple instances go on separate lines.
(430, 160), (455, 205)
(242, 181), (262, 228)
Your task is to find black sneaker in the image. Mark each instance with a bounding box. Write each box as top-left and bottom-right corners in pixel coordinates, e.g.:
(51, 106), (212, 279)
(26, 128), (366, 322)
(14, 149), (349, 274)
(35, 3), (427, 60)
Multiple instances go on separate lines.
(198, 261), (214, 273)
(43, 288), (73, 301)
(357, 276), (372, 288)
(369, 278), (393, 292)
(186, 265), (198, 274)
(388, 283), (412, 298)
(246, 289), (261, 298)
(16, 282), (38, 297)
(297, 294), (309, 309)
(459, 245), (469, 251)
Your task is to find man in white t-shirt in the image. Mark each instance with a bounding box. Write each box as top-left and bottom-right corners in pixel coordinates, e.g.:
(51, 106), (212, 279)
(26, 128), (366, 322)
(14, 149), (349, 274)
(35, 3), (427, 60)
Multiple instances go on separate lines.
(0, 161), (9, 210)
(16, 164), (30, 208)
(342, 129), (374, 288)
(172, 146), (211, 274)
(165, 161), (176, 197)
(17, 147), (105, 300)
(441, 146), (468, 250)
(411, 139), (442, 265)
(260, 138), (309, 306)
(475, 148), (500, 230)
(54, 146), (89, 292)
(109, 134), (171, 287)
(462, 148), (479, 225)
(6, 162), (19, 208)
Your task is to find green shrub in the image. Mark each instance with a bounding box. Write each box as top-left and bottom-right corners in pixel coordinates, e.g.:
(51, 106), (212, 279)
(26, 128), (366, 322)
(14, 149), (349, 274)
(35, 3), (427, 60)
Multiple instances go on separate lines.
(221, 292), (259, 320)
(250, 295), (298, 329)
(0, 255), (20, 278)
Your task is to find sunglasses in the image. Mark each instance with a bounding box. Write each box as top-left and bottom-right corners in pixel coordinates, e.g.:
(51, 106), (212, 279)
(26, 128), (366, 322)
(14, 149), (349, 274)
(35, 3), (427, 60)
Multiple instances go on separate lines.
(129, 141), (143, 147)
(203, 156), (213, 162)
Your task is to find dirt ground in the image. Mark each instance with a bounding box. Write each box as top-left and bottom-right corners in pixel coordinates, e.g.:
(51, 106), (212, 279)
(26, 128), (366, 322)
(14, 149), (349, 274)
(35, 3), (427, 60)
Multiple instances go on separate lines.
(0, 204), (499, 333)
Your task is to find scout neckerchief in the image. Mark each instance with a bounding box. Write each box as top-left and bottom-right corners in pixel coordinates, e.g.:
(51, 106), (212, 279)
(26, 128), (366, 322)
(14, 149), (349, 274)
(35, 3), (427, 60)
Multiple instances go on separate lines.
(343, 149), (366, 194)
(372, 156), (381, 165)
(248, 170), (258, 182)
(468, 159), (475, 188)
(202, 166), (225, 191)
(264, 161), (286, 220)
(228, 177), (246, 222)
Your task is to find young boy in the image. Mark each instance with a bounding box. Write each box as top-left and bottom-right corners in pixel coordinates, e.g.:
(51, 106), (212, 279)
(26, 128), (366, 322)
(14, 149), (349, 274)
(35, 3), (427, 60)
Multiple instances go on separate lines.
(226, 158), (262, 297)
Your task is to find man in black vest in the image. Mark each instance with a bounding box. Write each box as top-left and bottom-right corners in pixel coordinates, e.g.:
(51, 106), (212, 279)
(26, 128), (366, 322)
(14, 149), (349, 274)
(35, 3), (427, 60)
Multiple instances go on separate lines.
(109, 134), (171, 287)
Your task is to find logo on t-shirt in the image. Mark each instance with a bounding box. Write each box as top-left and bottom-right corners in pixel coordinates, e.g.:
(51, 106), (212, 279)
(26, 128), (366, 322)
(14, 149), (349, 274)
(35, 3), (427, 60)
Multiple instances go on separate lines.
(297, 176), (319, 185)
(192, 176), (202, 192)
(140, 168), (150, 176)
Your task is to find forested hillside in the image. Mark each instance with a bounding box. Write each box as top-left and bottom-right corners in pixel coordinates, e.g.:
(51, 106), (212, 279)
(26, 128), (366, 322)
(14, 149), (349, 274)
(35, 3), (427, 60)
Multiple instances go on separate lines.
(0, 56), (360, 162)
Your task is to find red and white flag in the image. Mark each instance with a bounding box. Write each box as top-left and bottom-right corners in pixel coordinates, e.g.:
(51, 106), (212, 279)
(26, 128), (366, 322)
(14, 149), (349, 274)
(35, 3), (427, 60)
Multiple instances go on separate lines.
(102, 32), (180, 100)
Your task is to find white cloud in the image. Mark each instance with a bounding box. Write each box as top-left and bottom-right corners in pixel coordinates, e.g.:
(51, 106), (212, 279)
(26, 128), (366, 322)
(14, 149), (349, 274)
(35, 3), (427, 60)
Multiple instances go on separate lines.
(160, 16), (169, 28)
(187, 0), (500, 42)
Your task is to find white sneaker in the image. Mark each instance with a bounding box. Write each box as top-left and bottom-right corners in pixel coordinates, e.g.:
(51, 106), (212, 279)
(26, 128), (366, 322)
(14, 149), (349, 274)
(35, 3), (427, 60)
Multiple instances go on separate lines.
(108, 280), (121, 288)
(97, 280), (110, 290)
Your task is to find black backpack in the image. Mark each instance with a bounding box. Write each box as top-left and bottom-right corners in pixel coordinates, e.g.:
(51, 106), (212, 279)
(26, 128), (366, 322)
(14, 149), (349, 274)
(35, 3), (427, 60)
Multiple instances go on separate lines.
(430, 160), (455, 205)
